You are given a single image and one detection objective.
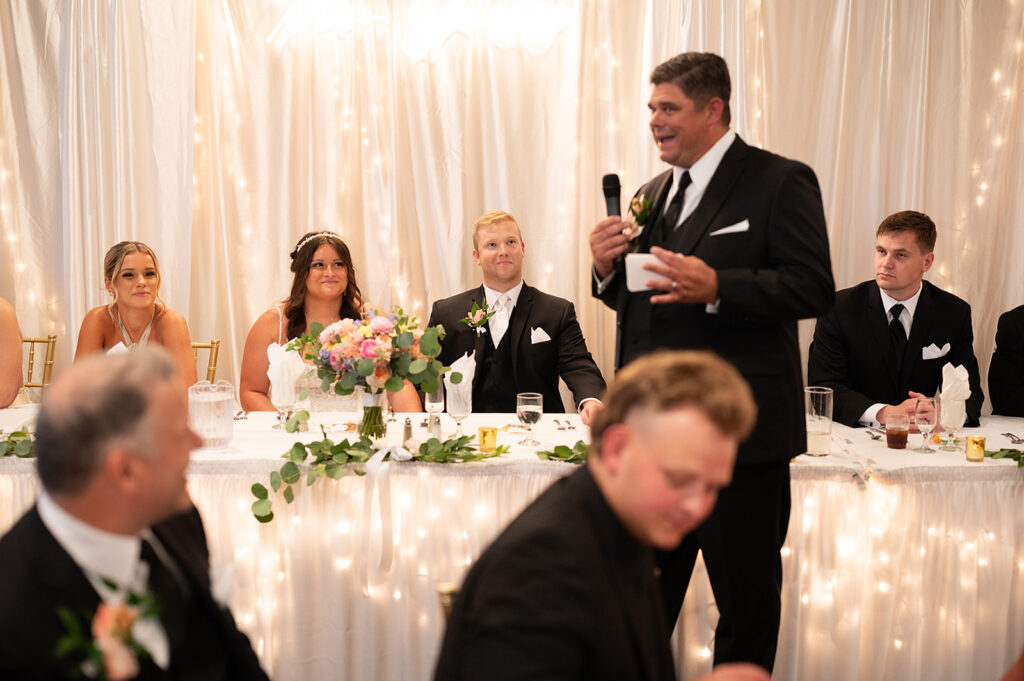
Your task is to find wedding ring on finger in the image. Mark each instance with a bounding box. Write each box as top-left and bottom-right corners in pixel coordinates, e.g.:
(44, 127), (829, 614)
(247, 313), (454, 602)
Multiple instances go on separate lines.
(671, 280), (679, 290)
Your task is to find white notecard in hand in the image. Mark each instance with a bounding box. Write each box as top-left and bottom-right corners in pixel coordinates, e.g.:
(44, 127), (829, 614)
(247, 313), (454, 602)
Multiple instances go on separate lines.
(625, 253), (660, 292)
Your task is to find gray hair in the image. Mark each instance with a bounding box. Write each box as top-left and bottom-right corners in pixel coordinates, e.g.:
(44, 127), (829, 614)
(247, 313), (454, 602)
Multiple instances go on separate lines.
(36, 348), (177, 496)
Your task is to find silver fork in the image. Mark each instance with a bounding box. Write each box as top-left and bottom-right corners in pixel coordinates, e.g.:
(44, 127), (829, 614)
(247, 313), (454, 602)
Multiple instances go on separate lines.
(566, 420), (577, 430)
(1003, 432), (1024, 445)
(552, 419), (567, 431)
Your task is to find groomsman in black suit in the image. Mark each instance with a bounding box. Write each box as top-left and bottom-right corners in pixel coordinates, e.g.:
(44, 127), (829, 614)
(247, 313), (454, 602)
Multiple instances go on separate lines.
(589, 53), (834, 672)
(809, 210), (984, 427)
(0, 349), (270, 681)
(435, 350), (766, 681)
(989, 304), (1024, 416)
(428, 210), (605, 423)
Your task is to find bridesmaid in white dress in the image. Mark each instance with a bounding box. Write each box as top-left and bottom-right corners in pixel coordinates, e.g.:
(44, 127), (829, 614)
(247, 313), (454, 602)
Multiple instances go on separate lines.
(239, 231), (422, 413)
(74, 241), (197, 385)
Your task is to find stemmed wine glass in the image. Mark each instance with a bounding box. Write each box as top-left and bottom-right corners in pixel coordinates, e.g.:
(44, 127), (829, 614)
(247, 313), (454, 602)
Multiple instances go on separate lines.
(913, 397), (936, 452)
(271, 391), (295, 430)
(447, 393), (470, 437)
(516, 392), (543, 446)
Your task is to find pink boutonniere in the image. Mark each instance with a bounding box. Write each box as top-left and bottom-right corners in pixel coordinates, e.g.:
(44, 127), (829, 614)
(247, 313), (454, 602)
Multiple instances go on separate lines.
(460, 301), (495, 335)
(622, 193), (653, 241)
(57, 587), (159, 681)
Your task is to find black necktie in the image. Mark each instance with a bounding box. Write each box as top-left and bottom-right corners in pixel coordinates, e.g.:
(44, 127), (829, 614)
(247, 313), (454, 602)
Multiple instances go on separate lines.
(654, 171), (691, 244)
(889, 303), (908, 357)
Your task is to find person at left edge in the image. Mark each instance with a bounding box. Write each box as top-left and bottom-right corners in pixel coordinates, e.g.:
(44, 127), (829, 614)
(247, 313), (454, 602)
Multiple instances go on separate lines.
(0, 348), (271, 681)
(428, 210), (606, 424)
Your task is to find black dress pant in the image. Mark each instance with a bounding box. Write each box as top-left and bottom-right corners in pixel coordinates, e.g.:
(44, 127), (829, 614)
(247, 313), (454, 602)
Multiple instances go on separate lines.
(655, 461), (791, 672)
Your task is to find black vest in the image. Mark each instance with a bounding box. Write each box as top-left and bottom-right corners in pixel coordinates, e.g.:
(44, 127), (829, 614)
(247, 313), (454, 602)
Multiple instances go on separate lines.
(473, 306), (519, 413)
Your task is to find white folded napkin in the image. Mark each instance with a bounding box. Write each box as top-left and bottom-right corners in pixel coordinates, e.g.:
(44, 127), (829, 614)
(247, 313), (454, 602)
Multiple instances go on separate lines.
(922, 342), (951, 360)
(445, 352), (476, 415)
(266, 342), (307, 407)
(531, 326), (552, 344)
(939, 362), (970, 430)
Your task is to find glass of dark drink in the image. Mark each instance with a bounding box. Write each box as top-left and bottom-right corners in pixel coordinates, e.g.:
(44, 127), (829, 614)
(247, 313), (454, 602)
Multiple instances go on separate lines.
(885, 413), (910, 449)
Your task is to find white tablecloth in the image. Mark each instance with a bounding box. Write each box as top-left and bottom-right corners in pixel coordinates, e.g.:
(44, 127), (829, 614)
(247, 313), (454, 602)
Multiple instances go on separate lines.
(2, 406), (1023, 681)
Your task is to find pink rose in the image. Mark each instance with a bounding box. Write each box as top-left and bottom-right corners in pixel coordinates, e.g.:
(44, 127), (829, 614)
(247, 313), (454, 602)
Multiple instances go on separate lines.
(369, 315), (394, 335)
(320, 318), (354, 344)
(329, 348), (345, 370)
(470, 309), (486, 324)
(360, 339), (380, 359)
(95, 635), (140, 681)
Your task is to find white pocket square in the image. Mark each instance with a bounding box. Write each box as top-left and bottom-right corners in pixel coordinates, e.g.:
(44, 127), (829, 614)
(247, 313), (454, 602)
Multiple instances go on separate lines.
(531, 327), (551, 344)
(708, 219), (750, 236)
(922, 343), (951, 360)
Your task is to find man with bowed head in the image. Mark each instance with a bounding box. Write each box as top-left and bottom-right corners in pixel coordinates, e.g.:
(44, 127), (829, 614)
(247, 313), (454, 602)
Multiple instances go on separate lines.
(0, 348), (271, 681)
(589, 51), (834, 671)
(435, 350), (768, 681)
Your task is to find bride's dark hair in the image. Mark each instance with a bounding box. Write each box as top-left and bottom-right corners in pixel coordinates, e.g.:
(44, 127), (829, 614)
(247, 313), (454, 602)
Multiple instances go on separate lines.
(284, 232), (363, 340)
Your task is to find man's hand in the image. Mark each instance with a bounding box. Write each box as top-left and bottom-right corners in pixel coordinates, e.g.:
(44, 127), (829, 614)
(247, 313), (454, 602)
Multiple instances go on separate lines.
(877, 391), (926, 431)
(579, 400), (601, 426)
(697, 663), (771, 681)
(589, 216), (631, 279)
(645, 246), (719, 304)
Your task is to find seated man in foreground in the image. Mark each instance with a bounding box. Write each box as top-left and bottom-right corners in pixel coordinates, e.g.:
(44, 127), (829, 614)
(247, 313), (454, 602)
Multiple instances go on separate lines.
(0, 348), (271, 680)
(989, 304), (1024, 416)
(808, 210), (983, 427)
(433, 350), (766, 681)
(427, 210), (606, 424)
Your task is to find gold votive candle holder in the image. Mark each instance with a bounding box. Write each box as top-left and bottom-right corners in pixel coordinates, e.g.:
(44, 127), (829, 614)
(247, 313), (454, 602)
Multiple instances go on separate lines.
(478, 426), (498, 452)
(965, 435), (985, 462)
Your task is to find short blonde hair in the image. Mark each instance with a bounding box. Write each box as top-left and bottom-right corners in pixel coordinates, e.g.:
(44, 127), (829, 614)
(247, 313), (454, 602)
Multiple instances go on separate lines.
(589, 350), (757, 458)
(472, 210), (522, 250)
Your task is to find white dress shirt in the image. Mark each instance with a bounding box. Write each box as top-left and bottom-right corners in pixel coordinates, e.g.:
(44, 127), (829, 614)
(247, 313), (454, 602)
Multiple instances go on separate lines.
(858, 284), (924, 427)
(37, 493), (171, 668)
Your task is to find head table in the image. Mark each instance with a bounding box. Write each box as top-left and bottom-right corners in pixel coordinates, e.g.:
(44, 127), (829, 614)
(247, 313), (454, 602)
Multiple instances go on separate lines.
(1, 405), (1022, 681)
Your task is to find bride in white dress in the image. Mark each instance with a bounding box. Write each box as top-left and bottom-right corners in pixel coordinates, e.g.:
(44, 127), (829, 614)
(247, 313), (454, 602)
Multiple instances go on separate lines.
(239, 231), (422, 413)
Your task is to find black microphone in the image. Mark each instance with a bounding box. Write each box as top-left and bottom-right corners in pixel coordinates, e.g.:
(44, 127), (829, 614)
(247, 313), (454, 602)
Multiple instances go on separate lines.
(602, 174), (621, 216)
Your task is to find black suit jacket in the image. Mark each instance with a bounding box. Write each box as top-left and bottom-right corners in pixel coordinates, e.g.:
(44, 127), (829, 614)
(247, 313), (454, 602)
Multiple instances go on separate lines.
(989, 304), (1024, 416)
(0, 505), (270, 681)
(433, 466), (675, 681)
(427, 284), (605, 412)
(808, 280), (984, 427)
(594, 135), (835, 464)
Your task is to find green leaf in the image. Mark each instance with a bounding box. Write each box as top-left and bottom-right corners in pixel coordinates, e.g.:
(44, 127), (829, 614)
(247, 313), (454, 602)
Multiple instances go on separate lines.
(449, 371), (463, 384)
(252, 499), (272, 518)
(13, 438), (33, 458)
(356, 358), (376, 376)
(281, 461), (301, 484)
(270, 470), (283, 492)
(384, 375), (404, 392)
(340, 371), (358, 391)
(420, 377), (440, 394)
(408, 358), (428, 374)
(307, 467), (318, 486)
(257, 512), (275, 523)
(251, 483), (268, 500)
(419, 328), (441, 356)
(309, 321), (325, 336)
(288, 443), (308, 463)
(396, 330), (413, 349)
(283, 486), (295, 504)
(325, 462), (345, 479)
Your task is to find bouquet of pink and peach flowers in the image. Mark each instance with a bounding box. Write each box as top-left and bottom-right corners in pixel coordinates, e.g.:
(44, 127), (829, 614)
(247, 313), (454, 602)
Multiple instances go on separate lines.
(291, 306), (458, 397)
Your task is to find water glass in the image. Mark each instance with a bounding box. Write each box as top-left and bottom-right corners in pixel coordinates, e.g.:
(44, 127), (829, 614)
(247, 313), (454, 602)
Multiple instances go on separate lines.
(188, 380), (234, 450)
(885, 413), (910, 450)
(516, 392), (543, 446)
(425, 384), (444, 417)
(804, 386), (833, 456)
(914, 397), (936, 452)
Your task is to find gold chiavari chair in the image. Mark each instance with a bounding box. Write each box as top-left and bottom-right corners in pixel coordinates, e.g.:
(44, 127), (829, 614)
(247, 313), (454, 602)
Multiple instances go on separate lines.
(191, 340), (221, 382)
(437, 582), (459, 623)
(22, 334), (57, 390)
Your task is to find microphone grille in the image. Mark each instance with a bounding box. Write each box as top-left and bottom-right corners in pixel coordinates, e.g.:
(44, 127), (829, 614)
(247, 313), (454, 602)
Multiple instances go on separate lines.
(602, 173), (621, 196)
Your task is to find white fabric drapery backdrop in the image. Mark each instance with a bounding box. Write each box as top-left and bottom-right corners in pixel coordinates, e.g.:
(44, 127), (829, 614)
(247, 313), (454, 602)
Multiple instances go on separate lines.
(3, 0), (1023, 400)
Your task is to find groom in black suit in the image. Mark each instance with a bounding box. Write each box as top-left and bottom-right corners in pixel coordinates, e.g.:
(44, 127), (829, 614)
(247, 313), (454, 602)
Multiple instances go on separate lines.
(589, 53), (834, 672)
(0, 349), (270, 681)
(808, 210), (983, 427)
(435, 350), (765, 681)
(428, 210), (605, 423)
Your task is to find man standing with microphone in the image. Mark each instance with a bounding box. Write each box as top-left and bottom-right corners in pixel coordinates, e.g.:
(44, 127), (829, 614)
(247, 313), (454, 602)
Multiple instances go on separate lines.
(589, 52), (834, 673)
